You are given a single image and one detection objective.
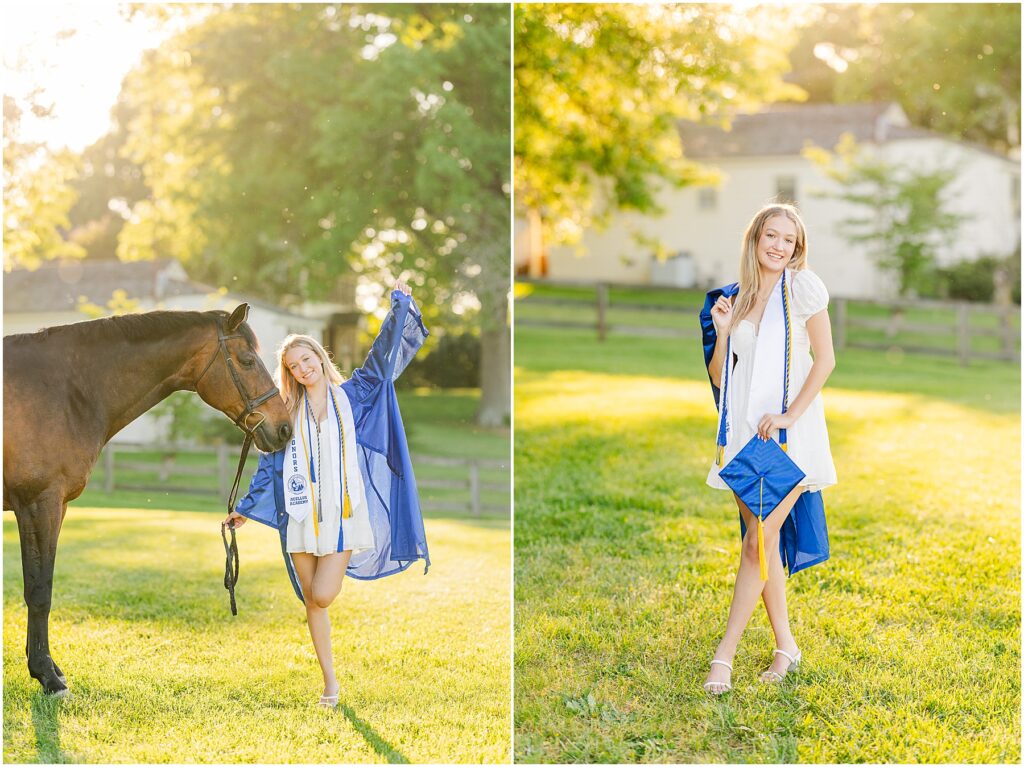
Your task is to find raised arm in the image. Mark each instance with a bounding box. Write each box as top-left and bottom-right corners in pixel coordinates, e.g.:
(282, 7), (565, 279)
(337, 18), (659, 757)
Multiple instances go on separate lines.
(346, 288), (429, 399)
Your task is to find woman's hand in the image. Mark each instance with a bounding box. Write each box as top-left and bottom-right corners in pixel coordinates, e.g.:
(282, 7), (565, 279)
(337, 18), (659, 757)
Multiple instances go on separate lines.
(711, 295), (734, 335)
(757, 412), (795, 440)
(394, 278), (412, 296)
(223, 511), (247, 529)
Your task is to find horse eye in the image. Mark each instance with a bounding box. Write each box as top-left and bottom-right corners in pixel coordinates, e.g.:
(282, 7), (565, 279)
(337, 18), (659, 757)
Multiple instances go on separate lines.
(239, 354), (256, 369)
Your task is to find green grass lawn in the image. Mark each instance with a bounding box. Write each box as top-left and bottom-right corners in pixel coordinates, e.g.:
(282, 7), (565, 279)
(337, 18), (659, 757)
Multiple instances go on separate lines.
(513, 326), (1020, 763)
(4, 500), (510, 763)
(4, 387), (511, 763)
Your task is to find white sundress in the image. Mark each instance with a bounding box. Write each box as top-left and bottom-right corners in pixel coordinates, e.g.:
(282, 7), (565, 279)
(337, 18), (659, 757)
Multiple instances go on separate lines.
(707, 268), (838, 493)
(286, 415), (375, 556)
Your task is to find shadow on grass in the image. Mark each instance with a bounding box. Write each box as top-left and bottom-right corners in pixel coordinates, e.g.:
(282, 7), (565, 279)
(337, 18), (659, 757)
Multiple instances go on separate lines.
(30, 692), (73, 763)
(339, 704), (409, 764)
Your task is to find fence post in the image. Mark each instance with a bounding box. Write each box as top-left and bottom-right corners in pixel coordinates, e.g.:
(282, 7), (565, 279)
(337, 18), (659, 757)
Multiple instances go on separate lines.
(217, 443), (230, 504)
(956, 303), (971, 366)
(833, 297), (847, 351)
(596, 283), (609, 342)
(103, 446), (115, 493)
(999, 305), (1018, 362)
(469, 460), (481, 517)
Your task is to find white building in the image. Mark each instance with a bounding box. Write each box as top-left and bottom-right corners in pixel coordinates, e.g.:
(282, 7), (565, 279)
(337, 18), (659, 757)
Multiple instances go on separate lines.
(3, 259), (330, 443)
(531, 103), (1021, 298)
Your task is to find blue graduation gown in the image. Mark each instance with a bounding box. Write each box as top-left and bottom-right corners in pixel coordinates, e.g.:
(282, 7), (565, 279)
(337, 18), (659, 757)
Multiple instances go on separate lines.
(700, 285), (830, 576)
(236, 290), (431, 601)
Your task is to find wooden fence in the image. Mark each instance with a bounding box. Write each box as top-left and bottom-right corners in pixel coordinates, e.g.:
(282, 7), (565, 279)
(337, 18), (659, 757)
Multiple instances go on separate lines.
(98, 443), (509, 516)
(515, 278), (1020, 365)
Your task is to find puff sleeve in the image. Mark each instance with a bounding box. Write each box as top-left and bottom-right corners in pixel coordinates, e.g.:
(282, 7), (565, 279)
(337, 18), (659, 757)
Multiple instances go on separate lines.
(791, 269), (829, 318)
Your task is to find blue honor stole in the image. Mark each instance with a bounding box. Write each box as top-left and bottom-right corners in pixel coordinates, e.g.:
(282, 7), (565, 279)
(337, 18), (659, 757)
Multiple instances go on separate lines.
(715, 270), (793, 465)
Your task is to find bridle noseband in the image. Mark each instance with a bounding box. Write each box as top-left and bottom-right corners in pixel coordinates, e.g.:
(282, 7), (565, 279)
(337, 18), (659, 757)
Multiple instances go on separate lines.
(195, 319), (280, 437)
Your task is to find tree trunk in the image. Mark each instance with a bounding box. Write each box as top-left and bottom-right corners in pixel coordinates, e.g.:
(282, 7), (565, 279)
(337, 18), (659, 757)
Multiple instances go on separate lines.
(477, 290), (510, 427)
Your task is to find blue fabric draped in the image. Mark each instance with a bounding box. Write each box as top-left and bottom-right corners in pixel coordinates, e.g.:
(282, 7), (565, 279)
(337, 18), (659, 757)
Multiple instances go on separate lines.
(235, 290), (431, 601)
(700, 285), (830, 577)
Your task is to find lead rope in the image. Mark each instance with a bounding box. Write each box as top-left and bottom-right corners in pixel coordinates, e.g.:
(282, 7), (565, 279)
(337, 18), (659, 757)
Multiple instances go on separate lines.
(221, 432), (253, 616)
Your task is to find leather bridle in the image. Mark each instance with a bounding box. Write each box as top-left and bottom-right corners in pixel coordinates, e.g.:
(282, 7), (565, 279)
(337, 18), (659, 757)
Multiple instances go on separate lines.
(195, 319), (280, 438)
(196, 317), (282, 617)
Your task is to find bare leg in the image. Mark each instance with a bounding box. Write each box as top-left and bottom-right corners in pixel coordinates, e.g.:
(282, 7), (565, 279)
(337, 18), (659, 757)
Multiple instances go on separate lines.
(759, 527), (800, 678)
(704, 485), (803, 691)
(292, 551), (351, 699)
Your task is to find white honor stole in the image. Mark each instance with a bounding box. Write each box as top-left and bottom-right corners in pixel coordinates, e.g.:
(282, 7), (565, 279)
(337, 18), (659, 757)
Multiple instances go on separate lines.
(745, 271), (792, 433)
(283, 385), (367, 525)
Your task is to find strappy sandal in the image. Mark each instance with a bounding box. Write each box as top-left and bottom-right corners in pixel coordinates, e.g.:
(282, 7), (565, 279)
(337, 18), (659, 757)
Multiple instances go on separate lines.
(760, 648), (801, 683)
(317, 692), (339, 709)
(702, 659), (733, 695)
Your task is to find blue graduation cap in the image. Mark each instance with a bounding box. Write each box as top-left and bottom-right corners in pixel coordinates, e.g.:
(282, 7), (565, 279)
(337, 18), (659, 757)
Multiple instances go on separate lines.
(718, 435), (805, 581)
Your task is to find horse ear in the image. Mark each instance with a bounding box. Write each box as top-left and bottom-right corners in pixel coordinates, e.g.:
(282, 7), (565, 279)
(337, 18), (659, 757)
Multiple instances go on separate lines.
(226, 303), (250, 332)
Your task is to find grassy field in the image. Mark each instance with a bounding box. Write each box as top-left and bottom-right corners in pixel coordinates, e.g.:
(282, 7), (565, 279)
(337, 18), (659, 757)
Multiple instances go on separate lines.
(4, 388), (511, 764)
(513, 325), (1020, 763)
(3, 503), (510, 763)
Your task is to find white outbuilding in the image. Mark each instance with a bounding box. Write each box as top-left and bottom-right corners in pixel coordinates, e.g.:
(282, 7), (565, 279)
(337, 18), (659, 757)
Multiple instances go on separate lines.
(525, 102), (1020, 298)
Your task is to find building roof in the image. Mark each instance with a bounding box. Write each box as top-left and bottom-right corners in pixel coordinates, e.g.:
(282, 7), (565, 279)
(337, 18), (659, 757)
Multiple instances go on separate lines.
(676, 102), (1015, 162)
(3, 258), (309, 320)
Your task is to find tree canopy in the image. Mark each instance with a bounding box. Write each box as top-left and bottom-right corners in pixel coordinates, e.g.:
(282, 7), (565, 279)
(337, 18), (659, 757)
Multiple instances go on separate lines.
(514, 3), (805, 246)
(787, 4), (1021, 152)
(113, 3), (511, 423)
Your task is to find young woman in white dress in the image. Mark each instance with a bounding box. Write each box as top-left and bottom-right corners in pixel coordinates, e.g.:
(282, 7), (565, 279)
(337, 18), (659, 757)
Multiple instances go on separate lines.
(702, 204), (837, 694)
(227, 279), (419, 707)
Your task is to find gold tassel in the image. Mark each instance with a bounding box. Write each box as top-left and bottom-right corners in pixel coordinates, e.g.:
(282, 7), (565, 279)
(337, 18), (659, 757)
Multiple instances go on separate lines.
(781, 442), (788, 453)
(757, 477), (768, 580)
(716, 444), (724, 466)
(312, 497), (320, 537)
(757, 518), (768, 581)
(342, 490), (352, 519)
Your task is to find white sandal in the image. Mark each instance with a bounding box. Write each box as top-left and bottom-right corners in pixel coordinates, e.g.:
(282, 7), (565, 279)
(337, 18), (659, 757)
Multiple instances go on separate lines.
(760, 648), (801, 683)
(702, 659), (733, 695)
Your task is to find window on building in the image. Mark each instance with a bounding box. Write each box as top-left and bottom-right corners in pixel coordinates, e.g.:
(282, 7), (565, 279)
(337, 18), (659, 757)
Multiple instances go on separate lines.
(698, 187), (717, 210)
(775, 176), (797, 205)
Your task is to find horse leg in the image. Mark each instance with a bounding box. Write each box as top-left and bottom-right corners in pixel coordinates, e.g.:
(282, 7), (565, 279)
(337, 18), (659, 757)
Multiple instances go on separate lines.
(14, 491), (68, 695)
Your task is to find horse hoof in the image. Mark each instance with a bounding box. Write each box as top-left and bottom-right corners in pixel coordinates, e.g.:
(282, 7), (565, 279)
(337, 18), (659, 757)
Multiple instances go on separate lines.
(38, 675), (68, 697)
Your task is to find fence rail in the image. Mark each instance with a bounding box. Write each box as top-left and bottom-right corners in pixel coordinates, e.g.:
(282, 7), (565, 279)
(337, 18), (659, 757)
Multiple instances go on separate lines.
(515, 278), (1020, 364)
(98, 443), (509, 516)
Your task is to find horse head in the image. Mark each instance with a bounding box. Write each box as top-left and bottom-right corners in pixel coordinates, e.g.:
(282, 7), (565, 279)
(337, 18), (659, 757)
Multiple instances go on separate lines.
(195, 304), (292, 452)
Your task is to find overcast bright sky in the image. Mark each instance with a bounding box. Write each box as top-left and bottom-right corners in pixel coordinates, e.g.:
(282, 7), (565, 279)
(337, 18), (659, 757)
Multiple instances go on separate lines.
(3, 2), (176, 152)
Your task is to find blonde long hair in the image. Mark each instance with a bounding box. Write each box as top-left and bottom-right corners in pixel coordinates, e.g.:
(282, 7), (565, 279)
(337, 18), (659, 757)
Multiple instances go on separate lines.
(732, 203), (809, 323)
(275, 335), (345, 418)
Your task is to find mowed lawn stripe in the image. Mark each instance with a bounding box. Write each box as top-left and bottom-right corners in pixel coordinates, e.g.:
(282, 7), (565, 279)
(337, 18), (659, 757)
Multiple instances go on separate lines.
(514, 327), (1020, 763)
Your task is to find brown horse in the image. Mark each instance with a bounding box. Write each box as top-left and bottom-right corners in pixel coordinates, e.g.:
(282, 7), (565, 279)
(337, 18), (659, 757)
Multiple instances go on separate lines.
(3, 303), (292, 695)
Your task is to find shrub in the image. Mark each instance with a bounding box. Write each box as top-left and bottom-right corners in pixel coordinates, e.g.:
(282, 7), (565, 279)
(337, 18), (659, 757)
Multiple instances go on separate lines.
(937, 252), (1020, 304)
(399, 332), (480, 389)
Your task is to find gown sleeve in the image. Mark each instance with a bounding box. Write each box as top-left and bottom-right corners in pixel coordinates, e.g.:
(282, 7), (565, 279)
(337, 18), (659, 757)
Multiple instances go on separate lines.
(791, 269), (829, 319)
(342, 290), (429, 461)
(234, 449), (281, 528)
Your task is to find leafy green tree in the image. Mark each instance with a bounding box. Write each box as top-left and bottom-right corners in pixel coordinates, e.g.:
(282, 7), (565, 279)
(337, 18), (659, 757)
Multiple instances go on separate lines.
(115, 4), (510, 424)
(3, 93), (85, 270)
(805, 135), (963, 297)
(788, 4), (1021, 152)
(515, 3), (805, 254)
(67, 100), (149, 261)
